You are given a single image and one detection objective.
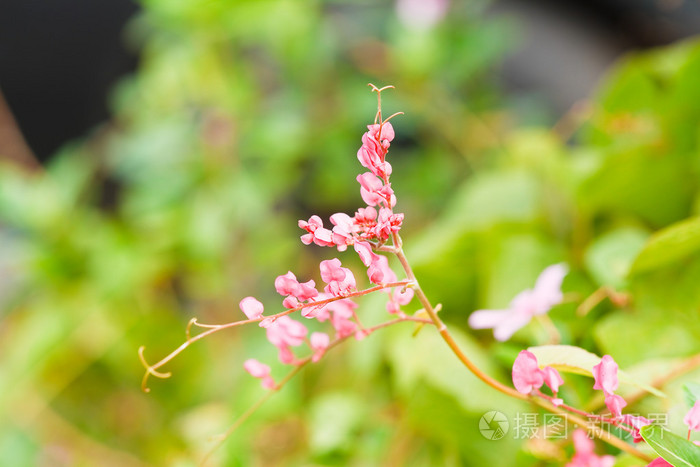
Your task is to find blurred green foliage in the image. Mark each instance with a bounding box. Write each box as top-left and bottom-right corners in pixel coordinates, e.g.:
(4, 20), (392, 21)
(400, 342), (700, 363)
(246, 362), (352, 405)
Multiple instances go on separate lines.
(1, 0), (700, 465)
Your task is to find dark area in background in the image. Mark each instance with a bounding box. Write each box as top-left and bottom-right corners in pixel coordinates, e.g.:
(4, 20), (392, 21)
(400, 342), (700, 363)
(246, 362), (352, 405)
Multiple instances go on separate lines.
(1, 0), (700, 163)
(0, 0), (139, 162)
(495, 0), (700, 114)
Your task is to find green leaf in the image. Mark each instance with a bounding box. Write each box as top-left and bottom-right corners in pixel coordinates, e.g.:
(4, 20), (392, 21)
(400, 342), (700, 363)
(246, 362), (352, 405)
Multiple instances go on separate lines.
(640, 424), (700, 467)
(630, 217), (700, 275)
(683, 382), (700, 408)
(584, 227), (649, 288)
(528, 345), (666, 397)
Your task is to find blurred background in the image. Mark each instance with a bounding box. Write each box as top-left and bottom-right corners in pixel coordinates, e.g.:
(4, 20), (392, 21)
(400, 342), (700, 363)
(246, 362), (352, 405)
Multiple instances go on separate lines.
(2, 0), (700, 465)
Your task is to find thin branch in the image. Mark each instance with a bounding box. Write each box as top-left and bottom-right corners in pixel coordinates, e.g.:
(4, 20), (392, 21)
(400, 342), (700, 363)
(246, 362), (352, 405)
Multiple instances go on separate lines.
(139, 280), (414, 392)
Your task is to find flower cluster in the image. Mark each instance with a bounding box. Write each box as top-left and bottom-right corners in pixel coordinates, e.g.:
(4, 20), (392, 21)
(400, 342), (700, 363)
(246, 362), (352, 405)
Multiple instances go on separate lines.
(242, 86), (414, 389)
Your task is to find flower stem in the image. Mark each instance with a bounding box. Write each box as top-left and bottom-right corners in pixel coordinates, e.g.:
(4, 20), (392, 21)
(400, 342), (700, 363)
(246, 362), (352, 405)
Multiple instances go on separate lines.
(391, 233), (652, 462)
(392, 234), (525, 400)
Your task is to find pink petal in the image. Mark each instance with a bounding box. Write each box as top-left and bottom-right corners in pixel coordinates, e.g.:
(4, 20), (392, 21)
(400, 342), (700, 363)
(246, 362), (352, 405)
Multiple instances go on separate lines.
(592, 355), (619, 394)
(354, 241), (376, 267)
(604, 393), (627, 418)
(512, 350), (545, 394)
(468, 309), (511, 329)
(243, 358), (270, 378)
(239, 296), (264, 320)
(531, 263), (567, 314)
(572, 428), (594, 456)
(310, 332), (330, 351)
(647, 459), (674, 466)
(541, 366), (564, 393)
(493, 310), (532, 341)
(684, 400), (700, 432)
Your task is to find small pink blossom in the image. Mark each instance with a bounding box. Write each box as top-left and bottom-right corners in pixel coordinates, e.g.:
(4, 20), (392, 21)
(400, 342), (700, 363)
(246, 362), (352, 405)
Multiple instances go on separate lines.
(330, 213), (355, 250)
(331, 314), (357, 339)
(512, 350), (565, 399)
(353, 241), (377, 267)
(243, 359), (275, 389)
(354, 206), (377, 223)
(512, 350), (545, 394)
(274, 271), (319, 309)
(298, 215), (334, 247)
(396, 0), (449, 31)
(266, 316), (307, 348)
(374, 207), (403, 240)
(684, 400), (700, 432)
(308, 294), (357, 322)
(592, 355), (619, 395)
(310, 332), (330, 362)
(266, 316), (308, 363)
(357, 124), (393, 179)
(566, 429), (615, 467)
(387, 287), (414, 315)
(320, 258), (356, 296)
(357, 172), (396, 208)
(354, 242), (394, 285)
(603, 393), (627, 418)
(468, 263), (568, 341)
(647, 459), (673, 467)
(621, 415), (651, 443)
(542, 366), (564, 394)
(239, 296), (264, 320)
(369, 254), (397, 285)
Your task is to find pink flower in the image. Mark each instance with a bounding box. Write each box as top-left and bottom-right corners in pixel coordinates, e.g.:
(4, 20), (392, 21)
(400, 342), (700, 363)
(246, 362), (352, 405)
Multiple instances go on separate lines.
(621, 415), (651, 443)
(329, 213), (355, 250)
(374, 207), (403, 240)
(265, 316), (308, 363)
(512, 350), (545, 394)
(353, 241), (377, 267)
(468, 263), (568, 341)
(332, 315), (357, 339)
(368, 253), (397, 285)
(592, 355), (619, 395)
(274, 271), (319, 309)
(354, 241), (397, 285)
(387, 287), (414, 315)
(647, 459), (673, 467)
(357, 172), (396, 208)
(512, 350), (565, 400)
(239, 296), (264, 320)
(354, 206), (377, 223)
(603, 393), (627, 418)
(307, 294), (357, 322)
(266, 316), (307, 348)
(368, 122), (395, 146)
(542, 366), (564, 393)
(310, 332), (330, 362)
(396, 0), (449, 31)
(566, 429), (615, 467)
(274, 271), (299, 296)
(243, 359), (275, 389)
(298, 215), (334, 247)
(684, 400), (700, 432)
(357, 124), (393, 179)
(319, 258), (356, 296)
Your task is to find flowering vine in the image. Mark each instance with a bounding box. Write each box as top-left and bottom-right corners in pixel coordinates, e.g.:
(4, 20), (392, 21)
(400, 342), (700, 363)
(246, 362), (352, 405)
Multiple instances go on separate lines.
(137, 84), (700, 465)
